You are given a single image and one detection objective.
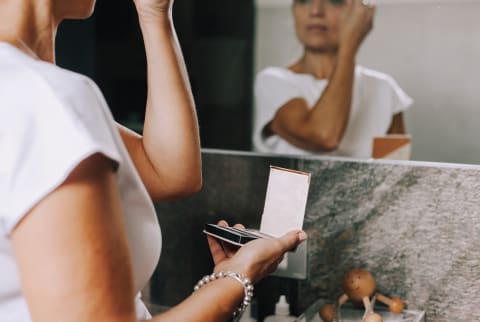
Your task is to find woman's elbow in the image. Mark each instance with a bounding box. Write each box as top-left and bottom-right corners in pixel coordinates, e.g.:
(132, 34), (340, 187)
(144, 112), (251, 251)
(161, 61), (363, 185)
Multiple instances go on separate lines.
(171, 174), (203, 199)
(319, 138), (340, 152)
(151, 173), (202, 201)
(308, 130), (341, 152)
(185, 175), (203, 195)
(309, 141), (339, 152)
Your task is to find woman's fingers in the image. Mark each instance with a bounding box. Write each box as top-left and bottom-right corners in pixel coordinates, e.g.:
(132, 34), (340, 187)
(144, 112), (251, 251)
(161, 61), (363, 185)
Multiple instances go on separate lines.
(261, 231), (306, 275)
(207, 234), (227, 264)
(208, 220), (243, 260)
(233, 223), (245, 230)
(277, 230), (308, 253)
(207, 220), (308, 283)
(217, 220), (229, 227)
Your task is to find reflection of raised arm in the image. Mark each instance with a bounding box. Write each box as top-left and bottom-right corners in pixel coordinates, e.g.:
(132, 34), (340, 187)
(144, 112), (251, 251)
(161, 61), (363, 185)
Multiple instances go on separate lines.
(118, 0), (201, 202)
(267, 0), (375, 152)
(268, 49), (356, 151)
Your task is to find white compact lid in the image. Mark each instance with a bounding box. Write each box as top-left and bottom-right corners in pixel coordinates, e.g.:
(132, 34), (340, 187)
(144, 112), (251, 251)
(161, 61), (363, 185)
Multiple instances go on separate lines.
(260, 166), (310, 237)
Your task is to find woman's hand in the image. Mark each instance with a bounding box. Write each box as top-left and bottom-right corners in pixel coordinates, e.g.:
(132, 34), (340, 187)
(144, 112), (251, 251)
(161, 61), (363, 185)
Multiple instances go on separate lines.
(207, 221), (307, 284)
(132, 0), (173, 19)
(338, 0), (375, 53)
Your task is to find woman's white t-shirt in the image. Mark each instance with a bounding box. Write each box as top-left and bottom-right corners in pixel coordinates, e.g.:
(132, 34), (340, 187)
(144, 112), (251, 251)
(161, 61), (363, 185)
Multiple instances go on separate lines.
(0, 43), (161, 322)
(253, 66), (414, 158)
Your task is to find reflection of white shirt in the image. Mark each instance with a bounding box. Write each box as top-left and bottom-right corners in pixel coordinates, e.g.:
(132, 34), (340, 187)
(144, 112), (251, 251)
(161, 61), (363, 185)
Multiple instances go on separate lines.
(253, 66), (413, 158)
(0, 42), (161, 322)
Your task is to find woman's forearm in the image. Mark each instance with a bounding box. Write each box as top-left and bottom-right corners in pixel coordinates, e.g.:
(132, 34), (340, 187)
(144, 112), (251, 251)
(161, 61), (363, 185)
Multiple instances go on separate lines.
(136, 12), (202, 199)
(307, 48), (356, 149)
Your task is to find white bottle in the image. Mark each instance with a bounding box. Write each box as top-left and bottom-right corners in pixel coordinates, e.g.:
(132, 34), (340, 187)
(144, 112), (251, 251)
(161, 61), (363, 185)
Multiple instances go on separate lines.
(263, 295), (296, 322)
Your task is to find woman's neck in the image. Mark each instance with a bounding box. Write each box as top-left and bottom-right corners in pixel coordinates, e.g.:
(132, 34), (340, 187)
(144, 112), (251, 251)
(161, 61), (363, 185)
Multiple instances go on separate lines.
(0, 0), (57, 63)
(289, 49), (339, 80)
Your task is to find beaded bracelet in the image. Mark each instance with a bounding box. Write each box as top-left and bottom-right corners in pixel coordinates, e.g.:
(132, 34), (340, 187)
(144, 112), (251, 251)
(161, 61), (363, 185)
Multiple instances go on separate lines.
(193, 271), (254, 319)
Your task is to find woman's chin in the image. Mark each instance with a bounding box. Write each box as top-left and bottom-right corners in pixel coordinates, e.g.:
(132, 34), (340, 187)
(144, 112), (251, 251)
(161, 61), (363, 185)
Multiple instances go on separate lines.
(304, 44), (338, 54)
(60, 1), (96, 20)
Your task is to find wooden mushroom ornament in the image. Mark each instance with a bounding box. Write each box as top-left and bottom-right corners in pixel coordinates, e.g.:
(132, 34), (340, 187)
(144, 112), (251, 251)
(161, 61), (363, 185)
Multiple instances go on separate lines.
(318, 304), (337, 322)
(363, 312), (383, 322)
(342, 268), (376, 305)
(375, 294), (405, 314)
(318, 269), (405, 322)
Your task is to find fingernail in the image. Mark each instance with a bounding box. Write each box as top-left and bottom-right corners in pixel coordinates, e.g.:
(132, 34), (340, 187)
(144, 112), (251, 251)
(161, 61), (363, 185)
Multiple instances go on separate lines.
(298, 231), (308, 242)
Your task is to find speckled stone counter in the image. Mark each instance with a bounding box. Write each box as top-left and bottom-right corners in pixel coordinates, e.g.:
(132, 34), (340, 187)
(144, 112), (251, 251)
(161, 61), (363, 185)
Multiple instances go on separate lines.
(150, 149), (480, 322)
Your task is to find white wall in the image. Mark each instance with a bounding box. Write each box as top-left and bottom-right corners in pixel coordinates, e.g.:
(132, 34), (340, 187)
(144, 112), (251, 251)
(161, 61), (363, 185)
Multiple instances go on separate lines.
(254, 1), (480, 165)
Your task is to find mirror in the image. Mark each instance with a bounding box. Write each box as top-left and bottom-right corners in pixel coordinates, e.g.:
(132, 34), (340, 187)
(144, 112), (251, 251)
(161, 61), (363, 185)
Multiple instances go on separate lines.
(55, 0), (480, 165)
(254, 0), (480, 164)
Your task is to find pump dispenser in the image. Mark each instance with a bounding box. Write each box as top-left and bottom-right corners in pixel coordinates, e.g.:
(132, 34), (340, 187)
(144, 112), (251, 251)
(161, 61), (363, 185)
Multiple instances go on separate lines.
(264, 295), (296, 322)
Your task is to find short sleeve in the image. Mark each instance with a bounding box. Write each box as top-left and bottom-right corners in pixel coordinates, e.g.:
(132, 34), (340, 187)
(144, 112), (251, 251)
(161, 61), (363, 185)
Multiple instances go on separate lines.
(358, 67), (414, 117)
(384, 75), (413, 115)
(252, 68), (303, 152)
(0, 75), (122, 234)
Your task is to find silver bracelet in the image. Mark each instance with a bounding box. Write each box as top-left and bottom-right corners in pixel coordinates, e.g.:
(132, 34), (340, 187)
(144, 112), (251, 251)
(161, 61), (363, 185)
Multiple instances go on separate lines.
(193, 271), (254, 319)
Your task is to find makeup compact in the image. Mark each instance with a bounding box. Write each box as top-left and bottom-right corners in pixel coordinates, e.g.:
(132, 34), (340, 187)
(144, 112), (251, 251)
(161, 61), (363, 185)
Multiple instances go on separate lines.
(203, 166), (311, 246)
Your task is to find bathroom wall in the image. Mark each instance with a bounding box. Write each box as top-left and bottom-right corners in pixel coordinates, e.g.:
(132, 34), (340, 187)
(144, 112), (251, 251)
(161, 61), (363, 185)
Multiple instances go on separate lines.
(56, 18), (96, 79)
(150, 149), (480, 321)
(254, 0), (480, 165)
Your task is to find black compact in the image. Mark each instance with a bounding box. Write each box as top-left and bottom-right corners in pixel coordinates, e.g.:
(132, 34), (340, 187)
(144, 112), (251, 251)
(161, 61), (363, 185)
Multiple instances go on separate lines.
(203, 224), (274, 246)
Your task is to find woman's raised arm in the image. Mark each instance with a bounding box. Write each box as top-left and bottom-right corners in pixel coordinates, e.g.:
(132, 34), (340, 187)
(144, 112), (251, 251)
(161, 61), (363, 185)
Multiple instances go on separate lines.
(118, 0), (202, 202)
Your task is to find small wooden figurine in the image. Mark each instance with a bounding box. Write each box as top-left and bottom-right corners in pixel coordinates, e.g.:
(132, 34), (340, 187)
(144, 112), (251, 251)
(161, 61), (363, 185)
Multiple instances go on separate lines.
(318, 269), (405, 322)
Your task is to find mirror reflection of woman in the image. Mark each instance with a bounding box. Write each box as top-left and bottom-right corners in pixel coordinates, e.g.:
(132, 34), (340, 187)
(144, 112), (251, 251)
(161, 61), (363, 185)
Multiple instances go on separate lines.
(253, 0), (413, 158)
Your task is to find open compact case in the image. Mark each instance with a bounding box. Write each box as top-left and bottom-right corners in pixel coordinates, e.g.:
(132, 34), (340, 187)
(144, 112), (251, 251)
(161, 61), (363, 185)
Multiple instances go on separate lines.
(204, 165), (311, 246)
(203, 165), (311, 279)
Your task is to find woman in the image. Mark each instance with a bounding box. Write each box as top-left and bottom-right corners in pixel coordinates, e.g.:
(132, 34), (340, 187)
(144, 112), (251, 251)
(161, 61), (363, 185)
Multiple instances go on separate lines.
(253, 0), (413, 158)
(0, 0), (307, 321)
